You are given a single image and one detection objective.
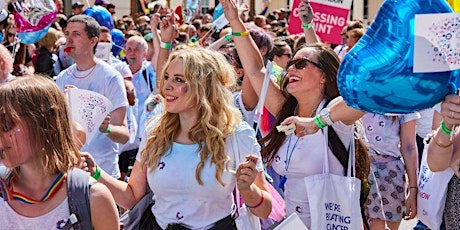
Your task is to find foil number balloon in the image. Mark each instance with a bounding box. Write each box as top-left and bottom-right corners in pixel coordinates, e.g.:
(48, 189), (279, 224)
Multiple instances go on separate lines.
(338, 0), (460, 114)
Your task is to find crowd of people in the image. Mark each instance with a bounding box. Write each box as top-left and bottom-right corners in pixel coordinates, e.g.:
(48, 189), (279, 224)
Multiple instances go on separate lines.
(0, 0), (458, 229)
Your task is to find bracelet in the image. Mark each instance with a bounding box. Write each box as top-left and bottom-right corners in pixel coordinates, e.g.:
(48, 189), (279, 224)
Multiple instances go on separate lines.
(409, 186), (418, 189)
(432, 134), (453, 148)
(441, 120), (452, 136)
(245, 192), (264, 209)
(224, 34), (232, 43)
(102, 125), (111, 135)
(313, 115), (327, 129)
(92, 165), (101, 180)
(302, 21), (314, 29)
(160, 41), (172, 49)
(232, 31), (250, 37)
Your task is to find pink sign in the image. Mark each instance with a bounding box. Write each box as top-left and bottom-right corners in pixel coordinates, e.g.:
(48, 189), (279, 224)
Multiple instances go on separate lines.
(288, 0), (351, 45)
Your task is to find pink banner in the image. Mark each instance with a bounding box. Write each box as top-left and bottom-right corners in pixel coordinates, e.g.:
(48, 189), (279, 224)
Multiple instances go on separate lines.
(288, 0), (350, 45)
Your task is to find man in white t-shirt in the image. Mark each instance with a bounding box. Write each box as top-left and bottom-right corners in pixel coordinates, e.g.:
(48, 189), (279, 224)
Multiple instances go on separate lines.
(55, 15), (129, 178)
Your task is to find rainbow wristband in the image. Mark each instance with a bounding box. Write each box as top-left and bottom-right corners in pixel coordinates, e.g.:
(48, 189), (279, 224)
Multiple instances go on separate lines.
(160, 41), (172, 49)
(232, 31), (250, 37)
(441, 120), (452, 136)
(313, 115), (327, 129)
(92, 165), (101, 180)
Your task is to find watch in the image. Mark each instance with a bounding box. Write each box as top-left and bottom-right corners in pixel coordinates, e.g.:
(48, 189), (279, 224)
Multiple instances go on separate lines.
(319, 108), (334, 126)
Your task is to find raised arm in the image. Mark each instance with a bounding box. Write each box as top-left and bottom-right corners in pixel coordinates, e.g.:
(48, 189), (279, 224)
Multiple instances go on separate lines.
(156, 14), (176, 84)
(220, 0), (285, 115)
(150, 13), (161, 82)
(298, 0), (320, 44)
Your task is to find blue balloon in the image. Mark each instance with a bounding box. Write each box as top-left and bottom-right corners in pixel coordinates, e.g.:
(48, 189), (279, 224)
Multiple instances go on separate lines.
(83, 6), (114, 30)
(18, 26), (50, 44)
(111, 28), (125, 57)
(338, 0), (460, 114)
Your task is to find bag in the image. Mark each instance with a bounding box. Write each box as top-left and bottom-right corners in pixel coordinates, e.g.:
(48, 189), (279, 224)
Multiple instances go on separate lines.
(64, 168), (93, 230)
(417, 143), (453, 230)
(231, 132), (262, 230)
(119, 189), (155, 230)
(260, 182), (285, 229)
(305, 127), (364, 230)
(324, 99), (370, 229)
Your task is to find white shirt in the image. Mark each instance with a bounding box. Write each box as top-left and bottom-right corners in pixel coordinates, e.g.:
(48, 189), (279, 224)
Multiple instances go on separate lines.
(137, 120), (263, 229)
(0, 198), (70, 229)
(271, 98), (353, 228)
(55, 61), (128, 178)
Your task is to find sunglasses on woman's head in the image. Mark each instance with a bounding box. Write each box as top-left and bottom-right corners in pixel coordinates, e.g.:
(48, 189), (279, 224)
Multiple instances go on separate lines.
(286, 57), (322, 71)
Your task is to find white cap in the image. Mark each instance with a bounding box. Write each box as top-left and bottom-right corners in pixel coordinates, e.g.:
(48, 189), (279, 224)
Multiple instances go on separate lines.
(0, 10), (8, 23)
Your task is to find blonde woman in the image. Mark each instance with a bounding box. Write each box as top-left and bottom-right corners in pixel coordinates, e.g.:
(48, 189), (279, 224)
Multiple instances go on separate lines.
(0, 76), (118, 229)
(83, 47), (272, 229)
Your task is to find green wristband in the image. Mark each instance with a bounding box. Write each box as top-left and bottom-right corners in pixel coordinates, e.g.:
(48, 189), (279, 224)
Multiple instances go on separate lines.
(160, 41), (172, 49)
(102, 125), (111, 135)
(224, 34), (232, 43)
(92, 165), (101, 180)
(313, 115), (327, 129)
(441, 120), (452, 136)
(232, 31), (249, 37)
(302, 21), (314, 29)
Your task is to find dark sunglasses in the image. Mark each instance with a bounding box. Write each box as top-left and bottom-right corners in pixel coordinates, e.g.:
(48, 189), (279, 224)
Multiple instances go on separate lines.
(7, 32), (15, 37)
(281, 53), (292, 58)
(286, 57), (322, 71)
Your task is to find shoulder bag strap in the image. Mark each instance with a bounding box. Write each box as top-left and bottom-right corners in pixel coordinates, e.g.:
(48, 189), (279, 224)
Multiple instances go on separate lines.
(66, 168), (92, 230)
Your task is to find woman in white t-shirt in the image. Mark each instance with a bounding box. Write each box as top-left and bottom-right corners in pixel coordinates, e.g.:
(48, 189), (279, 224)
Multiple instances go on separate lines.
(83, 47), (272, 229)
(0, 76), (119, 229)
(220, 0), (364, 227)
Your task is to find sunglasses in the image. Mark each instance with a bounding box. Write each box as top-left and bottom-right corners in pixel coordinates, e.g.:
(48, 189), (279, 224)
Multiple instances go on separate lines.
(281, 53), (292, 58)
(7, 33), (15, 37)
(286, 57), (322, 71)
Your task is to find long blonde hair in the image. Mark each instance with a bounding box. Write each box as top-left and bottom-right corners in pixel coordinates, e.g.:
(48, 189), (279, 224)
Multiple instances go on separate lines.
(141, 47), (242, 186)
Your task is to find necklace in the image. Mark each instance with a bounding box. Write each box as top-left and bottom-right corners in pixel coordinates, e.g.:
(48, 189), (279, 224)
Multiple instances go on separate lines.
(279, 134), (300, 190)
(0, 172), (66, 204)
(71, 64), (97, 79)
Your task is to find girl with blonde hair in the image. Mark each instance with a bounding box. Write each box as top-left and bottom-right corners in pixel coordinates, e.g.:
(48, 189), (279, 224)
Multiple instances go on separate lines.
(83, 47), (272, 229)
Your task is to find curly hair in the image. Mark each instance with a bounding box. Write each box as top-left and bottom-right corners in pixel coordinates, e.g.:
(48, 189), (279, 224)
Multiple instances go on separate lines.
(140, 47), (242, 186)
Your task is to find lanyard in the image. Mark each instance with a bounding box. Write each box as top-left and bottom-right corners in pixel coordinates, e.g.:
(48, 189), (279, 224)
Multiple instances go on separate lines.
(0, 172), (66, 204)
(279, 134), (300, 190)
(284, 134), (300, 172)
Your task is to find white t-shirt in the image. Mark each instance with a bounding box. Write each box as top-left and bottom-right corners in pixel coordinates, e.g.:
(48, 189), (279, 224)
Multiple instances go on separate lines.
(108, 57), (132, 79)
(361, 112), (420, 158)
(55, 61), (128, 178)
(271, 98), (353, 228)
(416, 107), (436, 138)
(233, 91), (256, 126)
(136, 120), (263, 229)
(132, 60), (157, 120)
(0, 198), (70, 229)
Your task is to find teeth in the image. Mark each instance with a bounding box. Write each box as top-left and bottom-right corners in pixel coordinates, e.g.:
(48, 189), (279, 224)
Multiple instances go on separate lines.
(166, 96), (177, 100)
(290, 76), (301, 82)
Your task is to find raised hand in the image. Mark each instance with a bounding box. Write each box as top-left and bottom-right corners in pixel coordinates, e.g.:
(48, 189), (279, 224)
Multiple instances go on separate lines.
(219, 0), (240, 22)
(298, 0), (314, 24)
(159, 13), (176, 43)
